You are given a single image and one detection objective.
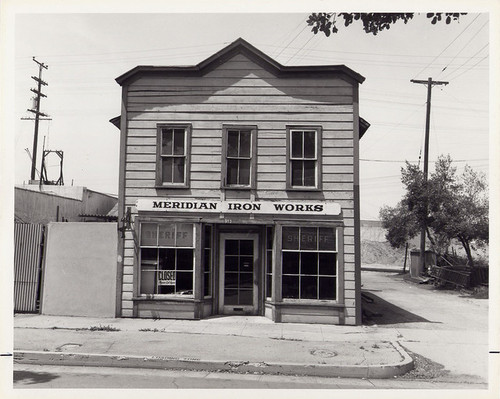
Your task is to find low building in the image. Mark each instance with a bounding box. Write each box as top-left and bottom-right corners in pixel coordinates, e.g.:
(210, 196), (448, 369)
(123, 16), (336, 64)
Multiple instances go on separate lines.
(112, 38), (369, 324)
(15, 184), (117, 223)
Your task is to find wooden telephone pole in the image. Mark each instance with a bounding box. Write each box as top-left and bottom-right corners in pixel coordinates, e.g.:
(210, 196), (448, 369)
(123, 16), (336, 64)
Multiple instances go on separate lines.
(26, 57), (49, 182)
(410, 77), (448, 275)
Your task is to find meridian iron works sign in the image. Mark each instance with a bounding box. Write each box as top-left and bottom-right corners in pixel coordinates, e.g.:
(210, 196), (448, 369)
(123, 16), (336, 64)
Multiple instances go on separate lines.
(136, 198), (341, 216)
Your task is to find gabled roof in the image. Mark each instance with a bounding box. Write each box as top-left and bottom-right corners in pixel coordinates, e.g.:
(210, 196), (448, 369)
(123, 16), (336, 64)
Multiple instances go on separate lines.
(115, 38), (365, 85)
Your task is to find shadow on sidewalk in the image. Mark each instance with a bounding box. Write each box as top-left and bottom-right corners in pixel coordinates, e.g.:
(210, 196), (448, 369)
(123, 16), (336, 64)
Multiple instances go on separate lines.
(361, 291), (441, 326)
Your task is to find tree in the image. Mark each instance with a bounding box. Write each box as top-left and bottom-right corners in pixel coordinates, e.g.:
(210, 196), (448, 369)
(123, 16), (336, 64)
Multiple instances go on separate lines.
(380, 155), (488, 266)
(307, 13), (466, 36)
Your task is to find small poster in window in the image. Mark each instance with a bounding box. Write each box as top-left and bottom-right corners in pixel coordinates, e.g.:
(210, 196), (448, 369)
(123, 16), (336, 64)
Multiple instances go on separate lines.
(158, 270), (175, 285)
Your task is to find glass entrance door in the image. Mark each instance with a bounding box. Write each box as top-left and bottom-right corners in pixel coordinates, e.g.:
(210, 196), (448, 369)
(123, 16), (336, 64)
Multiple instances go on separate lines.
(219, 233), (258, 315)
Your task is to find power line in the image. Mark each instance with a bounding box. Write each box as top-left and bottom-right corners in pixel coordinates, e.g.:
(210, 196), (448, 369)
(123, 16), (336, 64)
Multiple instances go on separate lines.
(437, 20), (488, 78)
(443, 43), (489, 81)
(412, 14), (481, 79)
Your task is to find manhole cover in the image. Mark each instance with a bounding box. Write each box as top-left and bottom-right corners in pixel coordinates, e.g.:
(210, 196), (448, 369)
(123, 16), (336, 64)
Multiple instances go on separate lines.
(56, 343), (82, 352)
(309, 348), (337, 358)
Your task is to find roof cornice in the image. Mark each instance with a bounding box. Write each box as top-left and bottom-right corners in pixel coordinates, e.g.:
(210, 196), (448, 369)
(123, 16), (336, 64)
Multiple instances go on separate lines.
(115, 38), (365, 85)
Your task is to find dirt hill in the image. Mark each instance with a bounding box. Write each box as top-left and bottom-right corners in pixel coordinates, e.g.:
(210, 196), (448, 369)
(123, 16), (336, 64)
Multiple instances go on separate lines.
(361, 240), (407, 265)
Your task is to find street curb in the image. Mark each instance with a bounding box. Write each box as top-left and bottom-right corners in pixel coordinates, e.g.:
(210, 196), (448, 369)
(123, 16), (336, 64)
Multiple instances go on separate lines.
(14, 341), (414, 379)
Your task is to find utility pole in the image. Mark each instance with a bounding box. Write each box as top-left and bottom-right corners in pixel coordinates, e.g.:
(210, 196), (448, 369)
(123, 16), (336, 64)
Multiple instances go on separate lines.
(26, 57), (49, 182)
(410, 77), (448, 276)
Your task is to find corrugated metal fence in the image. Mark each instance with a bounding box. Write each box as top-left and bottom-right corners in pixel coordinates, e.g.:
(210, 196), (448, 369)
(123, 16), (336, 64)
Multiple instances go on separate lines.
(14, 224), (45, 313)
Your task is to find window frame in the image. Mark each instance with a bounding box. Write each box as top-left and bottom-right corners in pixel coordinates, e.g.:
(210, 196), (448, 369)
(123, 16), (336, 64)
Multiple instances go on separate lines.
(155, 123), (192, 188)
(286, 126), (322, 191)
(280, 225), (339, 302)
(221, 125), (258, 190)
(138, 222), (195, 298)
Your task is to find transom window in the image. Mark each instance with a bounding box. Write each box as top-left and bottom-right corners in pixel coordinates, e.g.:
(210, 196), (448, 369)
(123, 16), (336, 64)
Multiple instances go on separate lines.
(223, 126), (257, 189)
(156, 124), (191, 187)
(287, 127), (322, 189)
(139, 223), (194, 296)
(281, 226), (337, 300)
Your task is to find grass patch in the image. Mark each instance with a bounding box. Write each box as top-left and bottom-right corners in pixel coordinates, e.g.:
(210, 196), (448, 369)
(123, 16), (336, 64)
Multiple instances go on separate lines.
(88, 324), (120, 332)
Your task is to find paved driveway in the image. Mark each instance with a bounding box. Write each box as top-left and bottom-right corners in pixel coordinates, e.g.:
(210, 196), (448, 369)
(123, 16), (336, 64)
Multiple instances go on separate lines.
(361, 270), (489, 382)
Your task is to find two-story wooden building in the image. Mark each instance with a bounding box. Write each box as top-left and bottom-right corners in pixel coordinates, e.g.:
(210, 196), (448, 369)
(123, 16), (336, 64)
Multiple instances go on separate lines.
(112, 38), (369, 325)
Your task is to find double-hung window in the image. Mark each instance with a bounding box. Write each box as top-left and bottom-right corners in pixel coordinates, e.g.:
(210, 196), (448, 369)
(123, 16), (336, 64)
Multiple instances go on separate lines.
(281, 226), (337, 300)
(287, 126), (322, 190)
(222, 125), (257, 189)
(156, 124), (191, 187)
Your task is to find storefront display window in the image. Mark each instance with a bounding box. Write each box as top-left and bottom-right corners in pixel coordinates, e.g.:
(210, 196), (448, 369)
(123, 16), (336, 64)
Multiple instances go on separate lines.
(281, 226), (337, 300)
(139, 222), (194, 296)
(265, 226), (273, 299)
(203, 225), (212, 297)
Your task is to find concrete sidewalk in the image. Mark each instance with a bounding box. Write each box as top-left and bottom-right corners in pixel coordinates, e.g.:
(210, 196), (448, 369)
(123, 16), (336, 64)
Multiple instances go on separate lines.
(13, 314), (413, 379)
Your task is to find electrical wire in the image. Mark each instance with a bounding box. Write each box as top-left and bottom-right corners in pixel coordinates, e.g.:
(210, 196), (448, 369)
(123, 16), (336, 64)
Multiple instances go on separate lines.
(412, 14), (481, 79)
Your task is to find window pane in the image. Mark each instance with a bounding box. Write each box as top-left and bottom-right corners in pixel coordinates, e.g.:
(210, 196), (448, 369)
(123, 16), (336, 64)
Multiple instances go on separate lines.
(266, 251), (272, 274)
(319, 253), (337, 276)
(240, 256), (253, 271)
(239, 240), (253, 255)
(226, 159), (238, 185)
(173, 129), (185, 155)
(161, 129), (173, 155)
(225, 256), (238, 272)
(303, 160), (316, 186)
(303, 131), (316, 158)
(159, 248), (175, 270)
(291, 131), (303, 158)
(239, 272), (253, 289)
(162, 158), (173, 183)
(176, 224), (194, 247)
(225, 240), (238, 255)
(239, 130), (251, 157)
(266, 274), (272, 298)
(224, 289), (238, 305)
(282, 276), (299, 298)
(172, 158), (185, 183)
(225, 272), (238, 289)
(141, 223), (157, 246)
(239, 289), (253, 305)
(204, 272), (211, 296)
(176, 271), (193, 293)
(140, 268), (155, 294)
(238, 159), (250, 185)
(204, 226), (212, 249)
(158, 224), (175, 246)
(204, 250), (211, 272)
(158, 284), (175, 294)
(282, 252), (299, 274)
(319, 228), (336, 251)
(141, 247), (157, 262)
(227, 130), (239, 157)
(266, 227), (273, 249)
(300, 276), (317, 299)
(300, 227), (317, 250)
(291, 160), (303, 186)
(301, 252), (318, 275)
(177, 249), (193, 270)
(319, 277), (336, 300)
(282, 227), (299, 250)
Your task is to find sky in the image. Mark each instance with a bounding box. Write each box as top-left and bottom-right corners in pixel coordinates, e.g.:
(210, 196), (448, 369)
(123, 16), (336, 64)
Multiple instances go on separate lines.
(5, 3), (495, 220)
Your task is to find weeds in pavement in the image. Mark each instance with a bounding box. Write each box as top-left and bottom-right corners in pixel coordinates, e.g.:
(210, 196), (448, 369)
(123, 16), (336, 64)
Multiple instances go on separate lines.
(88, 324), (120, 332)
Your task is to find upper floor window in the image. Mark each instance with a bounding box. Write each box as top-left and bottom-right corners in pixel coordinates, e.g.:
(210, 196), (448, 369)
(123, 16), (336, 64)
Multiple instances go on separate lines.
(287, 126), (322, 190)
(156, 124), (191, 188)
(222, 125), (257, 189)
